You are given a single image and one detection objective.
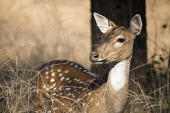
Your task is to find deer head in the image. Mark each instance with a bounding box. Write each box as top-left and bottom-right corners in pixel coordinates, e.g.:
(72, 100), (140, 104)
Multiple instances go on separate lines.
(90, 13), (142, 62)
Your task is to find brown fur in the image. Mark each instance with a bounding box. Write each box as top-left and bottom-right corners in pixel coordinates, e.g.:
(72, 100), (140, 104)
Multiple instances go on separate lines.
(94, 27), (135, 62)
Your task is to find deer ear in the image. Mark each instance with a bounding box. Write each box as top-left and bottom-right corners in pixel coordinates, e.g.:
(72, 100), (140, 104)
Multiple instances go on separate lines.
(130, 14), (142, 35)
(93, 12), (117, 33)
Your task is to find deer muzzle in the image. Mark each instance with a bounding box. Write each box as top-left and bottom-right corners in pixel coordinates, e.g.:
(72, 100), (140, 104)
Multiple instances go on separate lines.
(90, 52), (101, 62)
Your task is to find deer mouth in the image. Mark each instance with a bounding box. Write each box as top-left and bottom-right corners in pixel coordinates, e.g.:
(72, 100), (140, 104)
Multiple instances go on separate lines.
(90, 52), (122, 64)
(90, 52), (108, 63)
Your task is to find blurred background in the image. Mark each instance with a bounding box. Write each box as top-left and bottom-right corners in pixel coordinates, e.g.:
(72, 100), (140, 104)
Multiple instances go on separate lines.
(0, 0), (91, 68)
(0, 0), (169, 112)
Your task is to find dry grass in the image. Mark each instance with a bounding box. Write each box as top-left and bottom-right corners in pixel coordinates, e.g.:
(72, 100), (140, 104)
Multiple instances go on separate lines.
(0, 57), (169, 113)
(0, 57), (36, 112)
(128, 61), (170, 113)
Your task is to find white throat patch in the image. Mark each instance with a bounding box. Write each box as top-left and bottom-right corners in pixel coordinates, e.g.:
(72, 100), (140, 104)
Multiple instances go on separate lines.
(109, 60), (130, 91)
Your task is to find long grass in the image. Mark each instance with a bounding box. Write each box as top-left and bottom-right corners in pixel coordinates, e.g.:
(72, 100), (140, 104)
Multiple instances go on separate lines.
(0, 57), (36, 112)
(0, 57), (169, 113)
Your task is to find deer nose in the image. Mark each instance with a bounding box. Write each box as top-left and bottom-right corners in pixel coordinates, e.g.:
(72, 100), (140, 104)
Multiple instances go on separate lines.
(90, 52), (99, 61)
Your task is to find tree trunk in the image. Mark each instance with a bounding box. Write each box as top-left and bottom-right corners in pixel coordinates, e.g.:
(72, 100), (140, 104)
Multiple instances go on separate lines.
(91, 0), (147, 87)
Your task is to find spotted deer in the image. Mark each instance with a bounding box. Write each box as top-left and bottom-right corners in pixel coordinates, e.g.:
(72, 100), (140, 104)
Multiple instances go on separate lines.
(32, 12), (142, 113)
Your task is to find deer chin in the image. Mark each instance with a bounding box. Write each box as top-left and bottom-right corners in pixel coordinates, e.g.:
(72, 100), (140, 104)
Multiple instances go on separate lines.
(91, 58), (109, 64)
(91, 56), (122, 64)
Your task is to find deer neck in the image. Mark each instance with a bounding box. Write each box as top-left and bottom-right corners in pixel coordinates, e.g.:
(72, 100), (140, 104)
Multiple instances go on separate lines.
(105, 58), (131, 112)
(109, 58), (131, 91)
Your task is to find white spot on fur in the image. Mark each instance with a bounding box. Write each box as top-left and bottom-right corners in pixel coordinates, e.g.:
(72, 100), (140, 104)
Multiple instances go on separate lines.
(74, 65), (78, 68)
(66, 60), (70, 63)
(58, 69), (61, 72)
(83, 70), (87, 72)
(46, 76), (49, 79)
(52, 93), (56, 96)
(109, 60), (130, 91)
(68, 80), (72, 83)
(58, 87), (62, 91)
(45, 87), (49, 91)
(74, 89), (77, 92)
(50, 83), (56, 89)
(70, 63), (74, 65)
(65, 70), (69, 73)
(59, 93), (63, 95)
(59, 73), (63, 77)
(65, 88), (71, 90)
(61, 77), (65, 81)
(51, 65), (55, 68)
(72, 94), (76, 98)
(74, 78), (77, 81)
(45, 71), (49, 75)
(50, 78), (55, 82)
(66, 77), (70, 81)
(51, 72), (55, 76)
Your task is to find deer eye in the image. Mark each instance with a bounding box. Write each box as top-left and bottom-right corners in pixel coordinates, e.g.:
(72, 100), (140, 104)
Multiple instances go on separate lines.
(117, 38), (125, 43)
